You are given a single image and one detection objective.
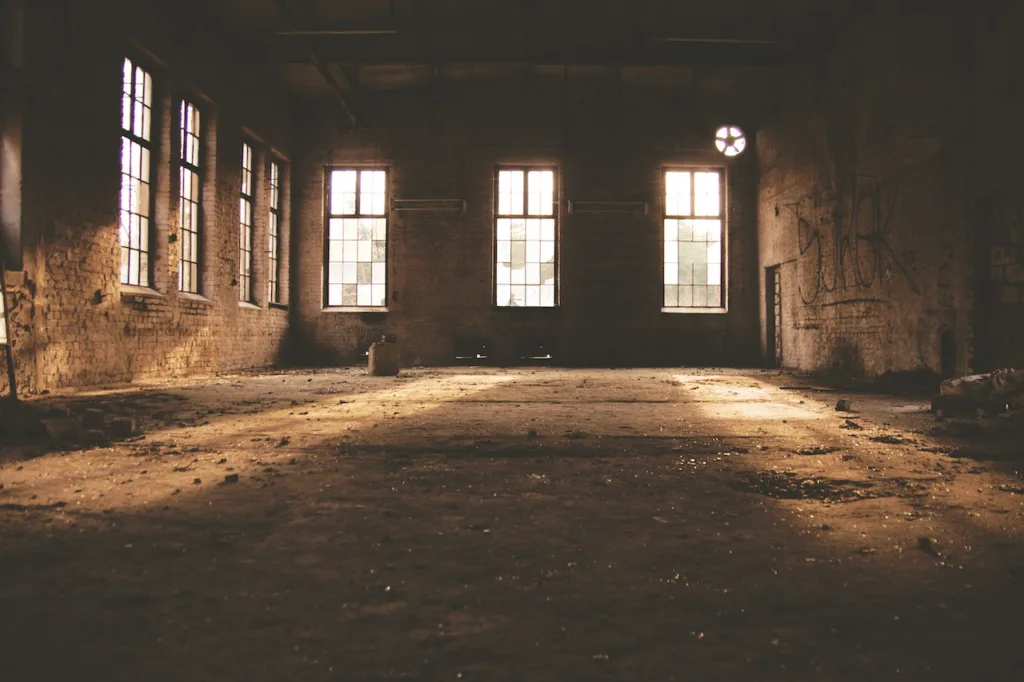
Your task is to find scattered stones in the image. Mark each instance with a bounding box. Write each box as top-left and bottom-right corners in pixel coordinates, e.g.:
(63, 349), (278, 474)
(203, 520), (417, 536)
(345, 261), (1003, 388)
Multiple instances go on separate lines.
(869, 434), (913, 445)
(835, 399), (853, 412)
(40, 417), (81, 443)
(275, 437), (291, 448)
(840, 419), (863, 430)
(795, 446), (842, 456)
(193, 478), (202, 485)
(222, 473), (240, 484)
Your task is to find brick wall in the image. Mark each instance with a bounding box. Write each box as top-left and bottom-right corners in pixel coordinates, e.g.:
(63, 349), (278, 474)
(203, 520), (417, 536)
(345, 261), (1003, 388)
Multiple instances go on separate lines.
(757, 3), (1024, 377)
(292, 80), (762, 368)
(1, 0), (294, 395)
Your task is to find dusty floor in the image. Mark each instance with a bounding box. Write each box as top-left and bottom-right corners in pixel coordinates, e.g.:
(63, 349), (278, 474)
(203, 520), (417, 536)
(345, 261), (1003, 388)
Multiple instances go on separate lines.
(1, 367), (1023, 681)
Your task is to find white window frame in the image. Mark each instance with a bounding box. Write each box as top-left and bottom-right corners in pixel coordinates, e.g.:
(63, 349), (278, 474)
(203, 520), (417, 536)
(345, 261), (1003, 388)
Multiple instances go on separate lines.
(662, 167), (728, 314)
(494, 166), (559, 308)
(323, 167), (389, 311)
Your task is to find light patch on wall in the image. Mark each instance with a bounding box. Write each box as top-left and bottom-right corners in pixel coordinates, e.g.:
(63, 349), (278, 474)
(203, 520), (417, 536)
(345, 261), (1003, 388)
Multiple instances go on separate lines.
(715, 126), (746, 157)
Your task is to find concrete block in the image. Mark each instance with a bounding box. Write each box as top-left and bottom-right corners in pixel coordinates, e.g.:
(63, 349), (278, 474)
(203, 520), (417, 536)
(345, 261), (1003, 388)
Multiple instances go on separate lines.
(368, 340), (400, 376)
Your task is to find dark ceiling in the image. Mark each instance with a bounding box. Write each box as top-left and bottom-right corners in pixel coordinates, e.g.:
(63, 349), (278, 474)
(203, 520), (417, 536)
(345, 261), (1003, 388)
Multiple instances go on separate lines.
(202, 0), (858, 115)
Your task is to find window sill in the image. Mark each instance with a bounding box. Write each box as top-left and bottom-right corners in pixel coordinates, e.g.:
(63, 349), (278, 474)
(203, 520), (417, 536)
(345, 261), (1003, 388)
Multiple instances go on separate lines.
(322, 306), (389, 313)
(179, 291), (214, 305)
(661, 307), (729, 315)
(492, 305), (560, 311)
(269, 302), (289, 311)
(238, 301), (262, 310)
(121, 284), (165, 300)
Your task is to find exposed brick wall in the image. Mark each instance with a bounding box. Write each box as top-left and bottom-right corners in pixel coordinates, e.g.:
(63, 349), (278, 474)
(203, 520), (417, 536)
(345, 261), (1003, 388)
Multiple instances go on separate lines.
(292, 82), (762, 368)
(1, 0), (294, 395)
(757, 3), (1024, 377)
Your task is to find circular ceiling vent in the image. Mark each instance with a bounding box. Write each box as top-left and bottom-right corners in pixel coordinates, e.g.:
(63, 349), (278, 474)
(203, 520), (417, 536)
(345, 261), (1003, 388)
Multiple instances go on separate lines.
(715, 126), (746, 157)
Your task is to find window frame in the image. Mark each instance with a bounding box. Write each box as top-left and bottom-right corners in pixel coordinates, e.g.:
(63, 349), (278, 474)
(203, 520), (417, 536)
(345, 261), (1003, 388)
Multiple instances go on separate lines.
(268, 159), (282, 304)
(239, 142), (256, 303)
(661, 166), (728, 314)
(119, 56), (156, 289)
(492, 165), (560, 309)
(322, 165), (390, 311)
(177, 98), (204, 295)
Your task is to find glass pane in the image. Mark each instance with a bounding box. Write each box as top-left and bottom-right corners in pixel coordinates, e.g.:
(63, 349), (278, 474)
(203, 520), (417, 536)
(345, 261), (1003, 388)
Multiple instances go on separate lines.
(694, 171), (720, 217)
(329, 219), (345, 240)
(526, 285), (540, 307)
(527, 170), (554, 216)
(708, 286), (722, 307)
(540, 263), (554, 285)
(496, 219), (511, 241)
(498, 170), (524, 215)
(665, 261), (678, 285)
(666, 171), (691, 217)
(372, 262), (386, 284)
(342, 285), (357, 305)
(331, 170), (357, 215)
(357, 284), (371, 306)
(526, 263), (540, 284)
(360, 170), (386, 215)
(372, 219), (387, 240)
(540, 242), (555, 263)
(540, 219), (555, 241)
(343, 219), (358, 240)
(665, 285), (678, 307)
(540, 285), (555, 307)
(372, 284), (386, 306)
(343, 262), (357, 284)
(496, 284), (511, 306)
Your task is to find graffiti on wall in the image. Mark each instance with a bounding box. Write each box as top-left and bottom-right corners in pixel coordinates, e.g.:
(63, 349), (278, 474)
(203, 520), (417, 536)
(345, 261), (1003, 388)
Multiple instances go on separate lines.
(785, 174), (920, 304)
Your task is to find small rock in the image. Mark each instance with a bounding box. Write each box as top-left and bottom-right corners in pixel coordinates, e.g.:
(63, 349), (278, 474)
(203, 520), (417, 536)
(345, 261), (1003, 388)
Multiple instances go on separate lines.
(527, 429), (538, 438)
(81, 429), (108, 447)
(276, 437), (291, 448)
(835, 399), (853, 412)
(223, 473), (240, 484)
(840, 419), (863, 430)
(82, 409), (106, 430)
(109, 417), (136, 439)
(40, 417), (81, 442)
(193, 478), (202, 485)
(917, 537), (941, 557)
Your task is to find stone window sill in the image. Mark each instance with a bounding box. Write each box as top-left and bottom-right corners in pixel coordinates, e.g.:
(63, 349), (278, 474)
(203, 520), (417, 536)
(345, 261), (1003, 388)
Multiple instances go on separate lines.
(269, 302), (289, 311)
(238, 301), (262, 310)
(323, 306), (389, 313)
(661, 307), (729, 315)
(121, 284), (165, 300)
(179, 291), (214, 305)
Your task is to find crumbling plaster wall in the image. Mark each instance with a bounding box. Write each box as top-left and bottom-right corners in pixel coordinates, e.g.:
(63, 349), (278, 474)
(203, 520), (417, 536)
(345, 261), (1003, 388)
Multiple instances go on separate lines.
(1, 0), (295, 395)
(758, 2), (1024, 377)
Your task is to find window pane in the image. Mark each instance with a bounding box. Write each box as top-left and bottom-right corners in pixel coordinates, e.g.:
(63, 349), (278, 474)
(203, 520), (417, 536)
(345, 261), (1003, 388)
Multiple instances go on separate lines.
(666, 171), (691, 217)
(331, 170), (357, 215)
(498, 170), (524, 215)
(694, 171), (720, 217)
(360, 170), (386, 215)
(527, 170), (554, 216)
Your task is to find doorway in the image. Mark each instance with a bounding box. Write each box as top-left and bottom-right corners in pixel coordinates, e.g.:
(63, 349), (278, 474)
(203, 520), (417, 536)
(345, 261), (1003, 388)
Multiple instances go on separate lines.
(766, 265), (782, 367)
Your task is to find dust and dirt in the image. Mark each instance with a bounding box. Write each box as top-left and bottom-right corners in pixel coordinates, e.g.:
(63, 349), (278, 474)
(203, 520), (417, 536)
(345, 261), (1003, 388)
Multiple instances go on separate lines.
(0, 367), (1023, 681)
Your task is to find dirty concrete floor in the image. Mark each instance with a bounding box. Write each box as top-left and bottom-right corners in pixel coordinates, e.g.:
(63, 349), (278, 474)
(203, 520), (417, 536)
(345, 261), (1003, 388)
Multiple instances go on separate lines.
(1, 368), (1023, 681)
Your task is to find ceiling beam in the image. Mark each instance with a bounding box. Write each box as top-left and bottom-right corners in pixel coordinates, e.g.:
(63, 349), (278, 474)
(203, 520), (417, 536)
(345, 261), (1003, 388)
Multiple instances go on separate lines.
(263, 41), (801, 69)
(277, 0), (360, 126)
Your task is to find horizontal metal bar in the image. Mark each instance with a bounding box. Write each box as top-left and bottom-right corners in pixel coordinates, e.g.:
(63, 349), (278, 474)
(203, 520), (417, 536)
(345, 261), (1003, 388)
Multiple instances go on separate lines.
(275, 29), (399, 36)
(664, 37), (779, 45)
